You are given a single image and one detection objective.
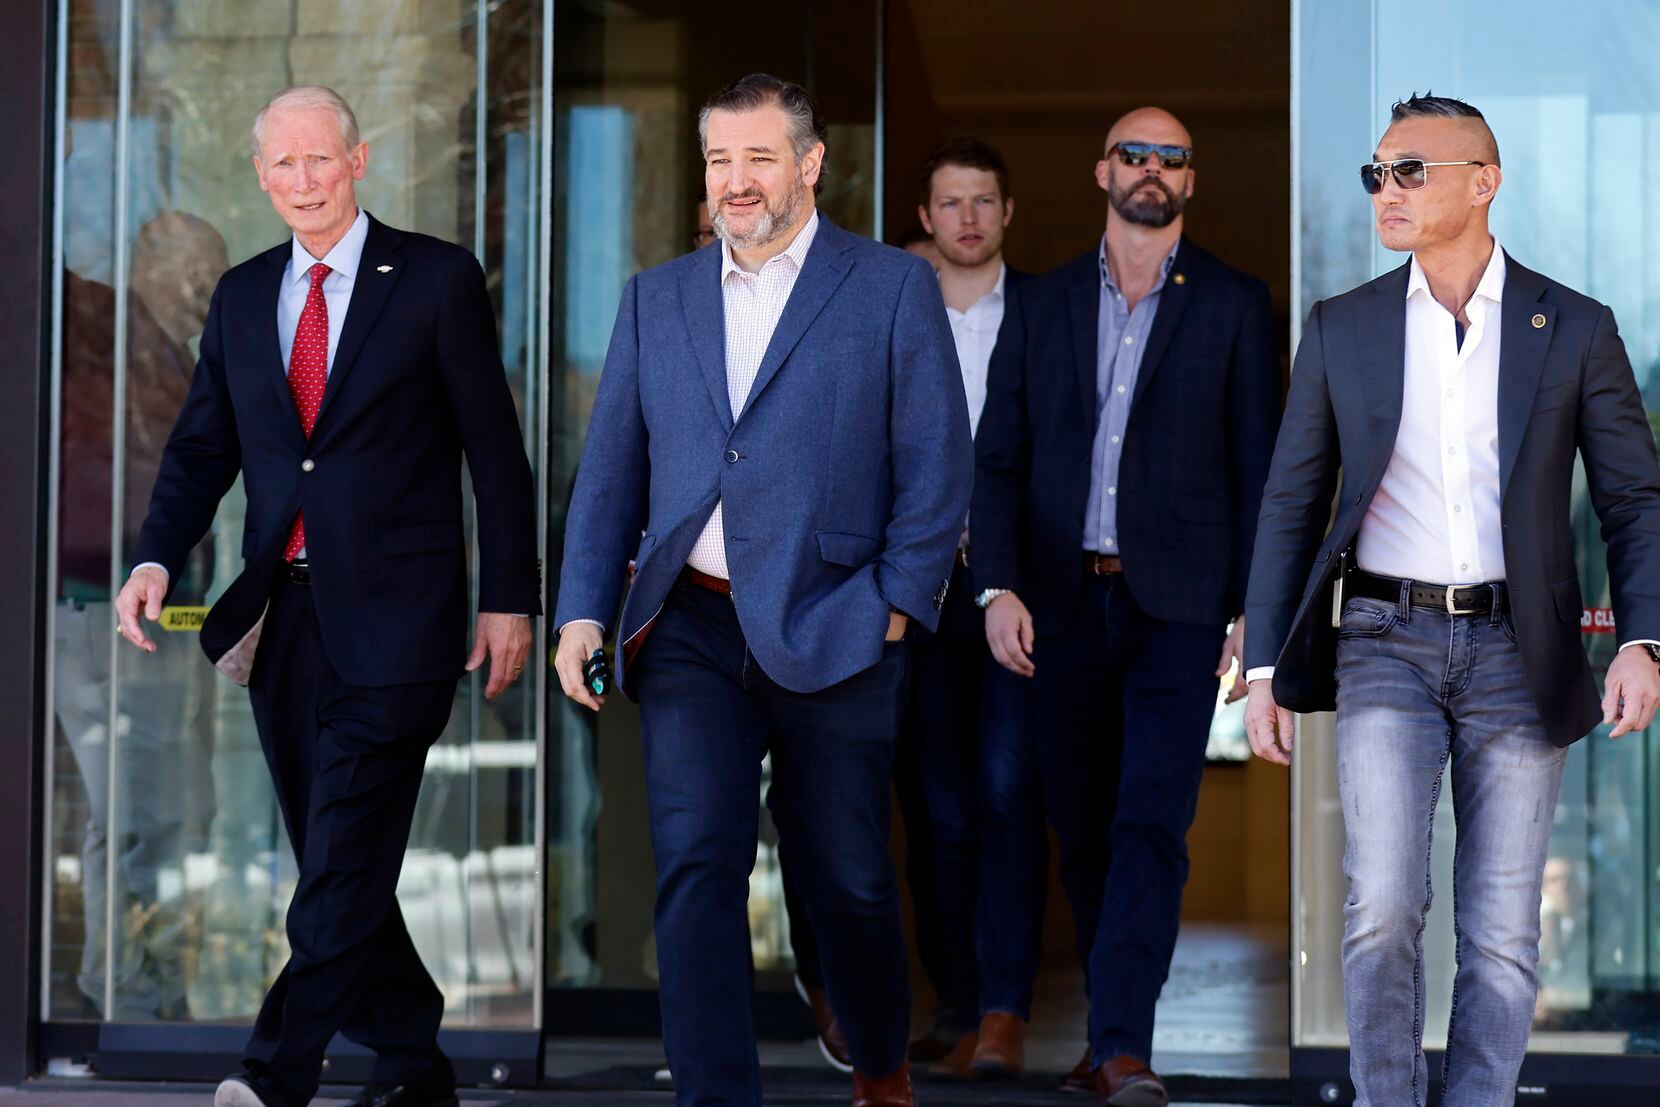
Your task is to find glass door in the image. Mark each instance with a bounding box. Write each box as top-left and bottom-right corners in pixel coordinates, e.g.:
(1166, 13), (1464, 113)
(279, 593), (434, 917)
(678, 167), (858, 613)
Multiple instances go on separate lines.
(1293, 0), (1660, 1101)
(45, 0), (549, 1084)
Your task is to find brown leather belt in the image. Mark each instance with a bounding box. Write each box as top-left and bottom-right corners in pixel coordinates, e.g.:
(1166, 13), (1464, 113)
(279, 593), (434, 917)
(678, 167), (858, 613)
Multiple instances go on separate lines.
(685, 567), (733, 597)
(1084, 552), (1123, 576)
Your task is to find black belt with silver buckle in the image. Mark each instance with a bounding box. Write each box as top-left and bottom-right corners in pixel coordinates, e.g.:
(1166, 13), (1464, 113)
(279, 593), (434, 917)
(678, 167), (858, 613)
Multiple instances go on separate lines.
(1349, 569), (1505, 615)
(286, 559), (311, 585)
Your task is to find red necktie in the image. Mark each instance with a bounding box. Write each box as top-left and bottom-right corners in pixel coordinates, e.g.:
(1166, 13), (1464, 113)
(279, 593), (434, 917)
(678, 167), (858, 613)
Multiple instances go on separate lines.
(283, 261), (331, 562)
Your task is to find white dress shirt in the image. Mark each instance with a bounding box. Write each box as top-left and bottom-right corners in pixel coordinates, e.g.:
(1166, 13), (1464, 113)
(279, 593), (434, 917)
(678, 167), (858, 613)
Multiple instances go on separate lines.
(1246, 238), (1651, 684)
(1359, 239), (1508, 585)
(943, 263), (1006, 438)
(685, 211), (821, 579)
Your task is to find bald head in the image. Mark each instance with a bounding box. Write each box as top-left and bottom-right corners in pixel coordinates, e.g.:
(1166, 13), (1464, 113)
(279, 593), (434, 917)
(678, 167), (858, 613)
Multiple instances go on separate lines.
(1105, 106), (1192, 154)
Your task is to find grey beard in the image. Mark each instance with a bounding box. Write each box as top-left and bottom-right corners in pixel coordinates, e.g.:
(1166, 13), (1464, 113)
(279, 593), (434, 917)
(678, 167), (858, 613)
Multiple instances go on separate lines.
(713, 175), (805, 249)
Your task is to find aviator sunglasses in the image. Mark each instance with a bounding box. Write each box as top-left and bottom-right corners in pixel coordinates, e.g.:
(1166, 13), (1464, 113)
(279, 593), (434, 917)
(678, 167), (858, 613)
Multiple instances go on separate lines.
(1108, 141), (1194, 170)
(1360, 158), (1485, 194)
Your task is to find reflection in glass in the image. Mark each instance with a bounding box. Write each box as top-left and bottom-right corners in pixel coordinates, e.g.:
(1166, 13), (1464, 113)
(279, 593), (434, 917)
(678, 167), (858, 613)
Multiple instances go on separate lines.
(1294, 0), (1660, 1057)
(49, 0), (545, 1030)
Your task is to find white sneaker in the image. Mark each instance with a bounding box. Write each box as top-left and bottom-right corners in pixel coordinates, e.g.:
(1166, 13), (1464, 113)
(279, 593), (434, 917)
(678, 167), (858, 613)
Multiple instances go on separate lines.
(214, 1075), (273, 1107)
(653, 1063), (673, 1083)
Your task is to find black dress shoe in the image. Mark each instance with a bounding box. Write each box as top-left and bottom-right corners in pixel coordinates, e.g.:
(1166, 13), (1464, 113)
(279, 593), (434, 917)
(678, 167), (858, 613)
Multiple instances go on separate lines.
(346, 1083), (460, 1107)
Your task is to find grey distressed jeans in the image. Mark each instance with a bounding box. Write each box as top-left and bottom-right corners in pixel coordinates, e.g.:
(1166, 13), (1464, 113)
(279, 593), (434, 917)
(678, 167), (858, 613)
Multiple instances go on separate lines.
(1334, 590), (1567, 1107)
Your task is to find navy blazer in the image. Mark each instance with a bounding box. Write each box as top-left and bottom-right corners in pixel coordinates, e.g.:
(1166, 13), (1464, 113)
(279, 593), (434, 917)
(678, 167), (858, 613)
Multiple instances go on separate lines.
(973, 237), (1282, 633)
(554, 216), (974, 695)
(134, 216), (541, 687)
(1245, 255), (1660, 747)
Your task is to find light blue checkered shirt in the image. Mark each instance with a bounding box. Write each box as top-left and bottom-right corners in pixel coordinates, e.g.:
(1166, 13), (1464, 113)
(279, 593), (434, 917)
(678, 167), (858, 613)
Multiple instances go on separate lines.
(1082, 238), (1178, 554)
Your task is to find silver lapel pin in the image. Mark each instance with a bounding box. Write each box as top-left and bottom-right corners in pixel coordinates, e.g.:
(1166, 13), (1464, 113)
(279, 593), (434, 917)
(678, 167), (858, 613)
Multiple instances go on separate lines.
(376, 264), (394, 273)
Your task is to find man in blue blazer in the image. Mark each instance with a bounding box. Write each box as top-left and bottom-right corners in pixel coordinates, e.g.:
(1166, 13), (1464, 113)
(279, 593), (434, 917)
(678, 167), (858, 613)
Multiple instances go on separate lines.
(114, 87), (539, 1107)
(971, 107), (1282, 1105)
(554, 74), (972, 1107)
(1244, 95), (1660, 1107)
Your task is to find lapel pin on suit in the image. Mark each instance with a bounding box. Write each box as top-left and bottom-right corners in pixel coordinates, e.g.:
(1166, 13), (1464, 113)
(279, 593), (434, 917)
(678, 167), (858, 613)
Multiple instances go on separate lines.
(377, 264), (394, 273)
(1172, 273), (1187, 285)
(1531, 312), (1547, 328)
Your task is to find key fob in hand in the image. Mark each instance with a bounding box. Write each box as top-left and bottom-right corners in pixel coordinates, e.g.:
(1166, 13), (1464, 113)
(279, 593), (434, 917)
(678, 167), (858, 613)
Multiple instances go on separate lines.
(582, 648), (613, 698)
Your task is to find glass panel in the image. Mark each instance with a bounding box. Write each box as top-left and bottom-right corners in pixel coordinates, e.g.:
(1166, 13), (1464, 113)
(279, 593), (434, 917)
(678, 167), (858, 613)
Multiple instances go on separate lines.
(47, 0), (546, 1030)
(546, 0), (879, 992)
(1294, 0), (1660, 1054)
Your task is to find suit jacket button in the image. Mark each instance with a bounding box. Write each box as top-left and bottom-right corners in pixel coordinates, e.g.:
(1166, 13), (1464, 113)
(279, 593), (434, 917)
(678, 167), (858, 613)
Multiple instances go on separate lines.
(301, 459), (315, 472)
(725, 450), (739, 463)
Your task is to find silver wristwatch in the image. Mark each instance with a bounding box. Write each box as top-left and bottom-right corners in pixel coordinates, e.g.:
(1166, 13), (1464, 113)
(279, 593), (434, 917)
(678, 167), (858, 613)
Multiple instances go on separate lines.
(975, 588), (1012, 610)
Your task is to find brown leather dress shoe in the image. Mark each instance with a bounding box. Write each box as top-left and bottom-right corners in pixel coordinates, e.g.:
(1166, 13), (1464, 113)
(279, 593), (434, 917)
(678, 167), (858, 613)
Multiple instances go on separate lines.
(968, 1011), (1026, 1079)
(1058, 1046), (1094, 1093)
(795, 976), (854, 1073)
(852, 1061), (916, 1107)
(923, 1031), (979, 1082)
(1094, 1055), (1168, 1107)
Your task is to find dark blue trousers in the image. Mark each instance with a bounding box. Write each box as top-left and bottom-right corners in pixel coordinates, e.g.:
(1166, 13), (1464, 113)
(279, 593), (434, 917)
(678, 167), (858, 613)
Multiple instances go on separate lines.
(783, 563), (1042, 1035)
(244, 576), (457, 1106)
(974, 650), (1048, 1020)
(1031, 574), (1223, 1064)
(633, 579), (912, 1106)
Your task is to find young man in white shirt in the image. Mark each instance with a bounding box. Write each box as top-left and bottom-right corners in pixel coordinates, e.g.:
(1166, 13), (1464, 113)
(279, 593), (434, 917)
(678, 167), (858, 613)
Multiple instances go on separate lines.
(899, 139), (1038, 1080)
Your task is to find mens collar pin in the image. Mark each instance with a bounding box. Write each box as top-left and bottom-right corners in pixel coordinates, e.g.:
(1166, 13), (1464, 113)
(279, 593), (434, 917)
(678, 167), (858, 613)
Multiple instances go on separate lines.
(1531, 313), (1546, 328)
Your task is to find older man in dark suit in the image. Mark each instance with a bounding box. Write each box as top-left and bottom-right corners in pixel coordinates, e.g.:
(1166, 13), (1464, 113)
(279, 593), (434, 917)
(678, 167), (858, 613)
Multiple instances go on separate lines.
(554, 74), (972, 1107)
(116, 86), (539, 1107)
(971, 107), (1282, 1105)
(1245, 94), (1660, 1107)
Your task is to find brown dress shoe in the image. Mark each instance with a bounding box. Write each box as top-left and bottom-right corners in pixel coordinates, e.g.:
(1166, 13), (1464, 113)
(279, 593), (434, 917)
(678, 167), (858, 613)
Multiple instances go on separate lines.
(795, 977), (854, 1073)
(923, 1031), (978, 1082)
(1058, 1046), (1094, 1093)
(852, 1061), (916, 1107)
(1094, 1055), (1168, 1107)
(968, 1011), (1026, 1079)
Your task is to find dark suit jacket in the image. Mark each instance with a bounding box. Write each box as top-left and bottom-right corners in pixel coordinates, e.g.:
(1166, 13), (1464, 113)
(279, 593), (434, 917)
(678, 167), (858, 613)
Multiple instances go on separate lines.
(134, 215), (541, 687)
(1244, 254), (1660, 747)
(973, 237), (1283, 633)
(554, 215), (974, 696)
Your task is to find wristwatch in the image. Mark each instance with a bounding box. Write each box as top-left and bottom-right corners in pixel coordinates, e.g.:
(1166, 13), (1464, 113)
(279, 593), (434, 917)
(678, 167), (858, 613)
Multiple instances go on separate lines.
(1644, 643), (1660, 665)
(975, 588), (1012, 610)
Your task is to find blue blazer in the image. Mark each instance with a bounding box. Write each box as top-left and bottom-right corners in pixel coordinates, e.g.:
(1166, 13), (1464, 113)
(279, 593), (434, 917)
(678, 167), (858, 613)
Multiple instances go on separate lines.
(134, 216), (542, 686)
(554, 215), (974, 695)
(973, 237), (1283, 633)
(1246, 255), (1660, 746)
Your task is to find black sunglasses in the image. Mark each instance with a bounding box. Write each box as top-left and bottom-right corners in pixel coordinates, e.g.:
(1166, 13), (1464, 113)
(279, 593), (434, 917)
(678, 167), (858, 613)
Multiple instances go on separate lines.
(1108, 142), (1193, 170)
(1359, 158), (1486, 194)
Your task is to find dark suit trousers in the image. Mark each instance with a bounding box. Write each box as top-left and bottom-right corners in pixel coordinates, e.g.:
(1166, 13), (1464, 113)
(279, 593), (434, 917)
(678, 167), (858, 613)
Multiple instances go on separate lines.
(1033, 574), (1223, 1064)
(974, 641), (1049, 1021)
(781, 562), (1004, 1034)
(890, 561), (991, 1033)
(245, 577), (457, 1104)
(634, 579), (912, 1106)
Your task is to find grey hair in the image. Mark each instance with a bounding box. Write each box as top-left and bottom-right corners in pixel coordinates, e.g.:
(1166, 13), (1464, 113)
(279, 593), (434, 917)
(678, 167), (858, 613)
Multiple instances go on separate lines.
(251, 86), (361, 158)
(1390, 91), (1500, 166)
(698, 73), (829, 195)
